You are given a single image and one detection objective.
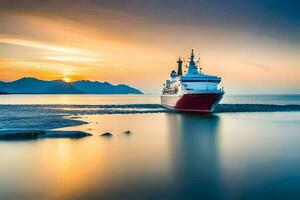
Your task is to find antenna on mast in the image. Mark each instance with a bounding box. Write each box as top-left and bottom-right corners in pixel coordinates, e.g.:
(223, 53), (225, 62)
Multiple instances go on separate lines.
(182, 57), (188, 63)
(196, 53), (200, 66)
(195, 52), (203, 71)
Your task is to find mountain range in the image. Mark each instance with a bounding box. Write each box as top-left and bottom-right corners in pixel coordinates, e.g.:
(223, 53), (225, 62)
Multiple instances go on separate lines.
(0, 77), (142, 94)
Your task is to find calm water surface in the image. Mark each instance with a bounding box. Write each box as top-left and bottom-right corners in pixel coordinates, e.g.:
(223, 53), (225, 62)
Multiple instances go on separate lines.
(1, 94), (300, 105)
(0, 94), (300, 199)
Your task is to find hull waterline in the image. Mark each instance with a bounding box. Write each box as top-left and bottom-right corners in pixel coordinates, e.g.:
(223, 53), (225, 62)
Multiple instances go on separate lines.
(161, 93), (224, 112)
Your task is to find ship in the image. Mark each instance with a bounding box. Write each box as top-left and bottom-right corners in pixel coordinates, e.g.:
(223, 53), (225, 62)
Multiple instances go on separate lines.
(161, 50), (224, 112)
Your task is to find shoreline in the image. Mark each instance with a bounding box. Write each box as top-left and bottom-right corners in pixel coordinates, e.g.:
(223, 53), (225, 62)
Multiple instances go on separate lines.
(1, 103), (300, 114)
(0, 103), (300, 140)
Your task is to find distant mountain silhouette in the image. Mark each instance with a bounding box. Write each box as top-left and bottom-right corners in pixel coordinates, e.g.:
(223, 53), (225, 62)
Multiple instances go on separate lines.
(0, 77), (143, 94)
(44, 83), (85, 94)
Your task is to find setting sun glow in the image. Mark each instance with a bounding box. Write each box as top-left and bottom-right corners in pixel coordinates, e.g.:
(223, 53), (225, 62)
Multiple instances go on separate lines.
(63, 77), (72, 83)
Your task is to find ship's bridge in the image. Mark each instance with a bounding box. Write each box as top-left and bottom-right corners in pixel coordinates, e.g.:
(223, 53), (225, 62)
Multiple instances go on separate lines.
(181, 49), (221, 83)
(179, 50), (222, 92)
(180, 74), (221, 83)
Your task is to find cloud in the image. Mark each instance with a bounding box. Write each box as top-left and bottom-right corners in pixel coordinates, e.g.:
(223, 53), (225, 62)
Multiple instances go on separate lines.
(43, 55), (99, 63)
(0, 34), (102, 68)
(1, 0), (299, 42)
(0, 35), (89, 54)
(248, 63), (271, 71)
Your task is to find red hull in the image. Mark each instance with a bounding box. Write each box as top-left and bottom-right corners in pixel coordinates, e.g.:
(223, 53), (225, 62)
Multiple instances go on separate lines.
(161, 93), (223, 112)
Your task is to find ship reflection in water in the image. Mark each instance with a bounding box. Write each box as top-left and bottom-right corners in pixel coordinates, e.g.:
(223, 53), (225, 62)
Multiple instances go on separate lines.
(1, 112), (300, 199)
(166, 113), (222, 199)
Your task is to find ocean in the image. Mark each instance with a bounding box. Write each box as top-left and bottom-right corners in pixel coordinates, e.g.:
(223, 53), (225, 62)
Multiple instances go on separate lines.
(0, 94), (300, 199)
(1, 94), (300, 105)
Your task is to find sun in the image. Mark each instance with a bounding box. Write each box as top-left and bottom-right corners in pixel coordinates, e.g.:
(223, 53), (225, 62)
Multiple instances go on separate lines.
(62, 77), (72, 83)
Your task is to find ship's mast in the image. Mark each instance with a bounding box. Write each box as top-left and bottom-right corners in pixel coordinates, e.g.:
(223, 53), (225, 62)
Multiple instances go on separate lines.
(177, 57), (183, 76)
(190, 49), (196, 66)
(187, 49), (199, 75)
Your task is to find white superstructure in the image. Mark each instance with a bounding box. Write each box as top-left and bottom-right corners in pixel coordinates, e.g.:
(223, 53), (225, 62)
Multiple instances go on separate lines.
(161, 50), (225, 112)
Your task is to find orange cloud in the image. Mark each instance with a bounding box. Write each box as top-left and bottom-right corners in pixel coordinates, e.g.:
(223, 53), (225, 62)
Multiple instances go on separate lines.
(0, 35), (86, 54)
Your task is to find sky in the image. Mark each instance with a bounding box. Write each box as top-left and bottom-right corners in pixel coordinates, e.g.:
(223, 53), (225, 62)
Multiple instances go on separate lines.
(0, 0), (299, 94)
